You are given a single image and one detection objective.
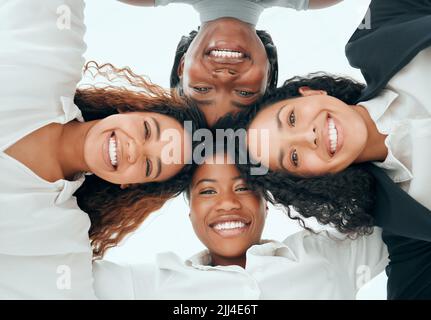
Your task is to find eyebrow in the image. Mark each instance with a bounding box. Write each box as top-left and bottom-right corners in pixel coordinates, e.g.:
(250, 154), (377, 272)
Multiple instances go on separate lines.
(151, 117), (161, 141)
(193, 178), (216, 188)
(231, 101), (249, 110)
(192, 176), (242, 188)
(278, 148), (289, 172)
(154, 157), (162, 180)
(191, 98), (251, 110)
(193, 99), (214, 107)
(276, 105), (287, 129)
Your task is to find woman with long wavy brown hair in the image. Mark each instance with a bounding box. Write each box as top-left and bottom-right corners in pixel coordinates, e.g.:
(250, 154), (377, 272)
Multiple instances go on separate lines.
(0, 0), (205, 299)
(74, 61), (206, 259)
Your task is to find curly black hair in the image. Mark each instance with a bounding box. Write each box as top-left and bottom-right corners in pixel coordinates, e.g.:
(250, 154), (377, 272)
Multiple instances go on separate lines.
(215, 73), (376, 236)
(169, 29), (279, 93)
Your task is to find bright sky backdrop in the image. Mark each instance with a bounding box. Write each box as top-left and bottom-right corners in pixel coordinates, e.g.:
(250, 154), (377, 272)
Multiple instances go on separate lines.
(83, 0), (387, 299)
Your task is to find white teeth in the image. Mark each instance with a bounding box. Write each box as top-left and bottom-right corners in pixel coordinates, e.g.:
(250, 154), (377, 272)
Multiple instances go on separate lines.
(328, 118), (338, 154)
(213, 221), (246, 230)
(109, 136), (117, 167)
(209, 49), (244, 59)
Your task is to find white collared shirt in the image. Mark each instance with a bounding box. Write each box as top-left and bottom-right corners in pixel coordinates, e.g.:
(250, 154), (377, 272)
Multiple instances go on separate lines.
(93, 228), (388, 299)
(155, 0), (309, 25)
(358, 47), (431, 210)
(0, 0), (95, 299)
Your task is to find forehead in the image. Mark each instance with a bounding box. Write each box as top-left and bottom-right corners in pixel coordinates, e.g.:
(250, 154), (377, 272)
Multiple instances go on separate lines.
(192, 155), (240, 183)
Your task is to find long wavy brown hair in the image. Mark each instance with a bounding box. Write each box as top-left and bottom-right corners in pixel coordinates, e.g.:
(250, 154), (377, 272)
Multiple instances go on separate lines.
(73, 61), (207, 259)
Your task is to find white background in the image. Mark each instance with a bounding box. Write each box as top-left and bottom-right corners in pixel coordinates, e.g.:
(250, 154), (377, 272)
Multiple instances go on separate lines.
(83, 0), (387, 299)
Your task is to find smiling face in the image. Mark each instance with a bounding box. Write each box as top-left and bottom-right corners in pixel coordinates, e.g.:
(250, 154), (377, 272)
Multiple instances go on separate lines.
(179, 18), (270, 126)
(247, 88), (369, 176)
(189, 153), (267, 260)
(83, 111), (191, 185)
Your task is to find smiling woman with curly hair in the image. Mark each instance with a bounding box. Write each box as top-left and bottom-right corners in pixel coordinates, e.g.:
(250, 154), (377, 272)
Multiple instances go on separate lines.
(242, 70), (431, 240)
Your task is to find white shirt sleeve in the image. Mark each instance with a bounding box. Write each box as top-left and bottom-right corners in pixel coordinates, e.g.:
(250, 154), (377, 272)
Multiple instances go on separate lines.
(155, 0), (198, 6)
(259, 0), (309, 10)
(93, 261), (136, 299)
(155, 0), (309, 10)
(315, 228), (389, 293)
(0, 253), (95, 300)
(93, 261), (156, 299)
(0, 0), (86, 150)
(0, 0), (96, 300)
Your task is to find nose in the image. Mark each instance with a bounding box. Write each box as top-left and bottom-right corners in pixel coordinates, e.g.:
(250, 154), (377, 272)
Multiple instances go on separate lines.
(126, 138), (138, 164)
(212, 68), (238, 82)
(286, 127), (317, 149)
(215, 193), (241, 212)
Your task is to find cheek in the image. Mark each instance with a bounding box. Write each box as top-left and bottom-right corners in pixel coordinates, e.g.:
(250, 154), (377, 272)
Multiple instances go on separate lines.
(301, 153), (331, 176)
(247, 66), (269, 90)
(183, 58), (204, 84)
(190, 200), (211, 226)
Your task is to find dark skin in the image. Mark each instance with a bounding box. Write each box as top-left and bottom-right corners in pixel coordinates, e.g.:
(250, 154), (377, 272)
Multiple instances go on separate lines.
(119, 1), (345, 125)
(189, 153), (267, 268)
(177, 18), (270, 126)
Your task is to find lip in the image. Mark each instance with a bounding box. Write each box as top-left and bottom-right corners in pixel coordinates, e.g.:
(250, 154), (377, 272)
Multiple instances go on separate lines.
(332, 116), (344, 155)
(208, 214), (251, 238)
(205, 43), (249, 65)
(102, 131), (116, 171)
(324, 114), (344, 158)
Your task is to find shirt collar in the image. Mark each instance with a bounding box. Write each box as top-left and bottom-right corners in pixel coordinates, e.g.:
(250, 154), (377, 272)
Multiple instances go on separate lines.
(187, 249), (213, 269)
(185, 240), (298, 270)
(358, 89), (399, 127)
(358, 89), (413, 183)
(247, 240), (298, 262)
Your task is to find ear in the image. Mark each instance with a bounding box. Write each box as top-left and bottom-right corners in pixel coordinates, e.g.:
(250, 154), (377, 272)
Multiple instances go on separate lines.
(177, 55), (185, 79)
(298, 86), (327, 97)
(263, 200), (269, 218)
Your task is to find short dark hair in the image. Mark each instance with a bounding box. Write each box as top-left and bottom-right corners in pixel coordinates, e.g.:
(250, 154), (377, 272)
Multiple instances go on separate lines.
(169, 29), (279, 92)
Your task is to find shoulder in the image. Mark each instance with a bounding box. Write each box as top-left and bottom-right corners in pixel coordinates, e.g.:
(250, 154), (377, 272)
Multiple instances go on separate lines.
(283, 228), (383, 252)
(0, 0), (86, 100)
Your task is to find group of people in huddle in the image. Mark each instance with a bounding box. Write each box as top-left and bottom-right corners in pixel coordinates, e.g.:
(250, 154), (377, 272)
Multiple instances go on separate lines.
(0, 0), (430, 299)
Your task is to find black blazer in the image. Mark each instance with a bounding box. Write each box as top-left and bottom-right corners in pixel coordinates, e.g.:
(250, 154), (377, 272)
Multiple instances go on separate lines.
(346, 0), (431, 299)
(346, 0), (431, 102)
(345, 0), (431, 240)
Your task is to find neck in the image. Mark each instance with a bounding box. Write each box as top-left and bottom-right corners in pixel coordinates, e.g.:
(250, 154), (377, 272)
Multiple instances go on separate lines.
(201, 17), (254, 30)
(210, 252), (247, 269)
(352, 105), (388, 164)
(57, 120), (97, 180)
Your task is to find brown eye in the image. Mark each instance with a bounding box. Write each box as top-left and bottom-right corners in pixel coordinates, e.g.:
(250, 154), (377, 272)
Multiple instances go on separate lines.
(236, 90), (255, 97)
(291, 149), (299, 167)
(289, 110), (296, 127)
(144, 121), (151, 140)
(235, 185), (250, 192)
(193, 87), (210, 93)
(199, 189), (216, 195)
